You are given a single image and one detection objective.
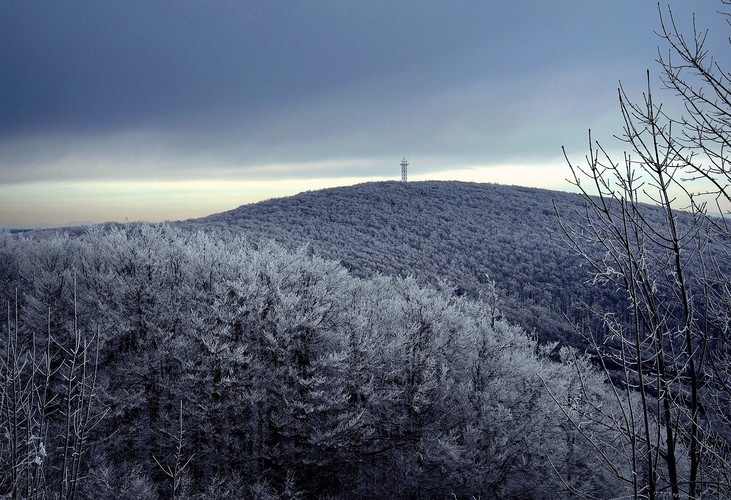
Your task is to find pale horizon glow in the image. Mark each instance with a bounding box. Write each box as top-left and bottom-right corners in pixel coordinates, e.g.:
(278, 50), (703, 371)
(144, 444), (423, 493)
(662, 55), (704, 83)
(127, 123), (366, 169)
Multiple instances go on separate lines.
(0, 162), (580, 229)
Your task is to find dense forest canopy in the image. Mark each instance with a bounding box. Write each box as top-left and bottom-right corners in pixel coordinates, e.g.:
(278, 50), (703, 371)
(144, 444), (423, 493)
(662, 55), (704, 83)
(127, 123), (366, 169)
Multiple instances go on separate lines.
(1, 224), (646, 498)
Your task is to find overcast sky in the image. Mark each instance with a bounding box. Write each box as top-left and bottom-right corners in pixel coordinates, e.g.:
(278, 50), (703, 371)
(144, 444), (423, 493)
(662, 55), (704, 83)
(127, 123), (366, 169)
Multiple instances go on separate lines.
(1, 1), (727, 228)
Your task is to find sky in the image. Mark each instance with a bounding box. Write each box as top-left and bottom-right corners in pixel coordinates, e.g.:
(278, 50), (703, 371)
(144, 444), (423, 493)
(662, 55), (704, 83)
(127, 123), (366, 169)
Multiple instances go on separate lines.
(1, 1), (728, 228)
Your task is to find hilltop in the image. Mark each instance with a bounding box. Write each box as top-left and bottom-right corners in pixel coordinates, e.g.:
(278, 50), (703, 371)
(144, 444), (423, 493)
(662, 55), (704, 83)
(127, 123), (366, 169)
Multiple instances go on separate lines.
(185, 180), (617, 346)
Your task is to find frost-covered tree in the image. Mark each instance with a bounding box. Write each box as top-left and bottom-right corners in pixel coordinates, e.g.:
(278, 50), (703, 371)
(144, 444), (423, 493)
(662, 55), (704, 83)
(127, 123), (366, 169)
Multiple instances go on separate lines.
(559, 2), (731, 498)
(1, 276), (103, 499)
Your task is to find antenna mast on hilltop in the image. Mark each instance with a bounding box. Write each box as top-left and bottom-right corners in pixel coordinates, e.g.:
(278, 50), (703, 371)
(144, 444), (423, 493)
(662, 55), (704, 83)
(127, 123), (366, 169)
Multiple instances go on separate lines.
(400, 158), (408, 182)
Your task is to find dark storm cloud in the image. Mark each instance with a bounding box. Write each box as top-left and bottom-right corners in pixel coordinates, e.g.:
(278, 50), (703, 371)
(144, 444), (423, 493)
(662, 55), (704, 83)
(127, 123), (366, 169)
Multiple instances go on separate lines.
(2, 1), (505, 132)
(0, 1), (652, 131)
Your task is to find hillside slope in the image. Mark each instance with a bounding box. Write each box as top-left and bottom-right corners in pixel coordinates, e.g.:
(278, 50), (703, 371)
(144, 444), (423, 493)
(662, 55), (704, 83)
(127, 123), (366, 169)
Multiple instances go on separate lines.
(186, 181), (617, 346)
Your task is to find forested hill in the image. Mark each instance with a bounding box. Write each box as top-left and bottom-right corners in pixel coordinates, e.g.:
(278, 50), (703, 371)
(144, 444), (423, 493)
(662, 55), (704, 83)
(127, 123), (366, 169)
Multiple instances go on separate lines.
(5, 181), (726, 497)
(186, 181), (613, 346)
